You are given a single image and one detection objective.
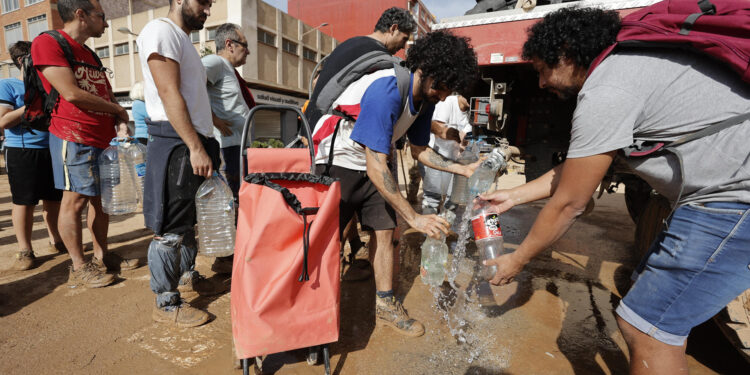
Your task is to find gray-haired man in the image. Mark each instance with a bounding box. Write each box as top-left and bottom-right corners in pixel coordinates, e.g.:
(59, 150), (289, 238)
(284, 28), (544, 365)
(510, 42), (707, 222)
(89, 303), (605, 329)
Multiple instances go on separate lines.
(201, 23), (254, 274)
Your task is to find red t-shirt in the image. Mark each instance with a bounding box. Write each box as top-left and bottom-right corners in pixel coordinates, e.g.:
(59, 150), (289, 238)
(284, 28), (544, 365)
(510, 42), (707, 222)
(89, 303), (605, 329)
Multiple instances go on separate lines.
(31, 30), (116, 149)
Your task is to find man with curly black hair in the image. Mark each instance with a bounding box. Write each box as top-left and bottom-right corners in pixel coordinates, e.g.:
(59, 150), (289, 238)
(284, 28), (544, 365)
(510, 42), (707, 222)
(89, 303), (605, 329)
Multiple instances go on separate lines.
(479, 6), (750, 374)
(311, 30), (479, 337)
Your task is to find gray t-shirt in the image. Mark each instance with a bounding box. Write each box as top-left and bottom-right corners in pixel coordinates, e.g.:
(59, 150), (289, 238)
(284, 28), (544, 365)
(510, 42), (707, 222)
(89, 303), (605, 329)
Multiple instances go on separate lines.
(568, 50), (750, 205)
(202, 54), (250, 148)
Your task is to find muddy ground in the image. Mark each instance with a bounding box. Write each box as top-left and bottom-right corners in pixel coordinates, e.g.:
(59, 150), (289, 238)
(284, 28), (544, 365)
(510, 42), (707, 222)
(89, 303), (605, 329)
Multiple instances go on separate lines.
(0, 163), (748, 374)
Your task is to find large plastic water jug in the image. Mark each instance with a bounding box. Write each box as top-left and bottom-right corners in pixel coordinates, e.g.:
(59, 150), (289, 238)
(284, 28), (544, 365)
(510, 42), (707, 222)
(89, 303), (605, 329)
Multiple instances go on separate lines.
(122, 139), (146, 203)
(195, 173), (235, 257)
(99, 137), (138, 215)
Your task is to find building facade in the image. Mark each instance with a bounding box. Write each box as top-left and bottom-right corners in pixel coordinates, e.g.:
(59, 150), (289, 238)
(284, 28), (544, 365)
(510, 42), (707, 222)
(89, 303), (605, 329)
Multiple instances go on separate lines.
(0, 0), (62, 78)
(288, 0), (435, 53)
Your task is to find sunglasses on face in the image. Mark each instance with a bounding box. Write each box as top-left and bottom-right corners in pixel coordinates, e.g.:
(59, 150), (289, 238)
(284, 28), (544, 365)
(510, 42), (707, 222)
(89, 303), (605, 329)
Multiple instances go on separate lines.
(230, 39), (248, 49)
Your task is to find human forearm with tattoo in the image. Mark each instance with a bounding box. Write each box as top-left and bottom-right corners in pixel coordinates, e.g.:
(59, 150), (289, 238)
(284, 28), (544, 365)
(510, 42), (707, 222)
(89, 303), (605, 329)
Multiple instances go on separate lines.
(411, 144), (476, 177)
(365, 147), (449, 239)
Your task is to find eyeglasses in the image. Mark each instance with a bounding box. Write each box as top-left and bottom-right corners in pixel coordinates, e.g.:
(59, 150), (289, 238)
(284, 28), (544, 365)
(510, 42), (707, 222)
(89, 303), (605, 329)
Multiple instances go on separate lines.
(230, 39), (248, 49)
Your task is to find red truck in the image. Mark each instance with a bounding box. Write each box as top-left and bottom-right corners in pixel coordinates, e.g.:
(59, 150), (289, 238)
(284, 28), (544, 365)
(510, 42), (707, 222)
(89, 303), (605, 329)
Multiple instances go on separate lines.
(434, 0), (750, 362)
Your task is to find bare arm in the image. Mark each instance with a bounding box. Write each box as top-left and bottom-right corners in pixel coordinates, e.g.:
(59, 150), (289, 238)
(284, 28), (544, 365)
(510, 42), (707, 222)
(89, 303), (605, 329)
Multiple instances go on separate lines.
(483, 151), (616, 285)
(107, 83), (130, 136)
(431, 120), (461, 143)
(365, 147), (449, 238)
(211, 112), (233, 137)
(147, 54), (213, 177)
(410, 143), (476, 177)
(0, 106), (24, 130)
(38, 66), (127, 123)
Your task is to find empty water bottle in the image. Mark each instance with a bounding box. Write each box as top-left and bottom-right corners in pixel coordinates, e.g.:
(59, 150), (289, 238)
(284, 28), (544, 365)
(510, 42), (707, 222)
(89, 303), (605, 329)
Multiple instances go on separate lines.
(471, 200), (504, 280)
(449, 143), (480, 205)
(99, 138), (139, 215)
(122, 139), (147, 204)
(196, 172), (235, 257)
(466, 147), (507, 201)
(420, 210), (456, 286)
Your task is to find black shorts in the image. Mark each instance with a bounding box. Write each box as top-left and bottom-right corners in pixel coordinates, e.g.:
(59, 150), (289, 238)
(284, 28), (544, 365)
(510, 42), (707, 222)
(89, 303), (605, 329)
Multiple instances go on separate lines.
(5, 147), (62, 205)
(316, 164), (397, 235)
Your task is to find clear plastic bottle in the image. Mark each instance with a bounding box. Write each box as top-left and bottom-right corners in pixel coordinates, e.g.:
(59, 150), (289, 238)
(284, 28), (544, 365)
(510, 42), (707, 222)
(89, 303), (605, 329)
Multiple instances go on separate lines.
(466, 147), (507, 201)
(99, 138), (138, 215)
(122, 139), (147, 204)
(471, 201), (505, 280)
(196, 172), (235, 257)
(420, 210), (455, 286)
(449, 143), (480, 205)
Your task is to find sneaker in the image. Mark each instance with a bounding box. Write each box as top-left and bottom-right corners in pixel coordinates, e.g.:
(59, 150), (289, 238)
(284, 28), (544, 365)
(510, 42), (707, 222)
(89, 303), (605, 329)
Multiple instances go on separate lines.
(49, 242), (68, 253)
(210, 255), (234, 274)
(68, 261), (115, 288)
(93, 252), (140, 272)
(375, 296), (425, 337)
(12, 249), (35, 271)
(152, 301), (209, 328)
(178, 273), (226, 297)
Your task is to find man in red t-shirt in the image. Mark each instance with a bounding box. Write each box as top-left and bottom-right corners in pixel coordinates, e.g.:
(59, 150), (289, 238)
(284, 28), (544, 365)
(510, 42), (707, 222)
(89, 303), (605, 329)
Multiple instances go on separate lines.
(31, 0), (139, 288)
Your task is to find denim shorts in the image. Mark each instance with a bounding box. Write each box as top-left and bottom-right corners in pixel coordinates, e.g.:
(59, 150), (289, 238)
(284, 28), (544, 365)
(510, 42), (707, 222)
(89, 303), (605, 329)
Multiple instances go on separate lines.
(49, 133), (103, 197)
(616, 202), (750, 346)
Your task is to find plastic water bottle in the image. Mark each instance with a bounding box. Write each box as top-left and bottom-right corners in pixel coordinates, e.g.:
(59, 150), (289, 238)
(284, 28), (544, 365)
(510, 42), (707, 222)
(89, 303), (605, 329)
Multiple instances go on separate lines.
(99, 138), (138, 215)
(420, 211), (455, 286)
(466, 148), (507, 200)
(122, 139), (146, 204)
(196, 172), (235, 257)
(449, 143), (480, 205)
(472, 201), (505, 280)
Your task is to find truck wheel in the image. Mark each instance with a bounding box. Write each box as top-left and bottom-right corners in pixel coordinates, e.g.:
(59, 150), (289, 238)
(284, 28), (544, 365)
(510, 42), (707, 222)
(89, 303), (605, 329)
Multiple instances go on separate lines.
(633, 191), (670, 260)
(713, 289), (750, 363)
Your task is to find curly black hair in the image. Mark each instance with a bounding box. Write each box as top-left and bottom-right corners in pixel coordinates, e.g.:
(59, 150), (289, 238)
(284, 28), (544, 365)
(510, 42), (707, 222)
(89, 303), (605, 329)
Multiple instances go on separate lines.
(405, 31), (478, 94)
(522, 7), (621, 68)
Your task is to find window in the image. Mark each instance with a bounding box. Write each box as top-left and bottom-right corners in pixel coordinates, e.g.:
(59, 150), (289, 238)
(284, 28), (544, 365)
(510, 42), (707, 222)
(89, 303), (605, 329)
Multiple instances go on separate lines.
(257, 29), (275, 46)
(190, 30), (199, 43)
(3, 22), (22, 49)
(302, 47), (316, 61)
(25, 0), (43, 5)
(282, 39), (297, 55)
(207, 26), (217, 41)
(96, 46), (110, 58)
(114, 43), (129, 56)
(2, 0), (19, 13)
(133, 42), (138, 53)
(27, 14), (47, 39)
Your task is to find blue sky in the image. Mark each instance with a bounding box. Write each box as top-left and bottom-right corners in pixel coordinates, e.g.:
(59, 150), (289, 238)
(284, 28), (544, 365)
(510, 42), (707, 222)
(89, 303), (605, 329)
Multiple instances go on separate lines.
(261, 1), (480, 22)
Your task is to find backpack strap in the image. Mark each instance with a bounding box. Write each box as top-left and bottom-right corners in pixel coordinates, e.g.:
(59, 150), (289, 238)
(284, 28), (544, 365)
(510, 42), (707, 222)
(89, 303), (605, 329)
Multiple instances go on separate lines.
(44, 30), (107, 72)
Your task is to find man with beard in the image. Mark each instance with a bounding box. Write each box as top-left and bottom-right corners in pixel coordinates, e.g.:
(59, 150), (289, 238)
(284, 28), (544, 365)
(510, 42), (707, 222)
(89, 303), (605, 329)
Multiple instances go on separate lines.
(137, 0), (221, 327)
(311, 31), (479, 337)
(478, 7), (750, 373)
(31, 0), (138, 288)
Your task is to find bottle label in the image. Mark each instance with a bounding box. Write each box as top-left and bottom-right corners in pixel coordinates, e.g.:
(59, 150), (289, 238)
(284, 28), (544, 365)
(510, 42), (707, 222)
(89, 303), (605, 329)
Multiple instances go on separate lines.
(135, 163), (146, 177)
(471, 213), (502, 240)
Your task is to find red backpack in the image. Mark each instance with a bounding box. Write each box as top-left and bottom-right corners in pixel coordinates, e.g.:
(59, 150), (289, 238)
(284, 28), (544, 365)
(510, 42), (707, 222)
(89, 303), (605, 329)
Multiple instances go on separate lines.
(589, 0), (750, 83)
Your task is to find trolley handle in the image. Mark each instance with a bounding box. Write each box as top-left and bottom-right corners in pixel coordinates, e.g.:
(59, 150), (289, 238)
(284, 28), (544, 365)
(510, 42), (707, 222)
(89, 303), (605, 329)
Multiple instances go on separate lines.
(239, 104), (316, 180)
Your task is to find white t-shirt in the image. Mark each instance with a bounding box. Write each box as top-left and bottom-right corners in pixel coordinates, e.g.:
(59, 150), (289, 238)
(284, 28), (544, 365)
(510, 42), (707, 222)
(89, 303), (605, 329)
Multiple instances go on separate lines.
(136, 18), (213, 138)
(430, 95), (472, 160)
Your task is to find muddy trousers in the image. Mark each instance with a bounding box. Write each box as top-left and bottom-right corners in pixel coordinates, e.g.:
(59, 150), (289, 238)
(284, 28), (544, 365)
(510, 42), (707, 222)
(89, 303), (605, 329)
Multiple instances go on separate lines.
(148, 232), (199, 307)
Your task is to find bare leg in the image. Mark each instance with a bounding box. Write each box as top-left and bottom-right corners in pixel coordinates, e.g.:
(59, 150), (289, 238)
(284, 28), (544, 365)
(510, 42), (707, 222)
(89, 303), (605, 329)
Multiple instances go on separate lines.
(11, 204), (35, 251)
(370, 229), (394, 292)
(617, 316), (689, 375)
(58, 191), (89, 270)
(87, 196), (109, 260)
(42, 200), (63, 245)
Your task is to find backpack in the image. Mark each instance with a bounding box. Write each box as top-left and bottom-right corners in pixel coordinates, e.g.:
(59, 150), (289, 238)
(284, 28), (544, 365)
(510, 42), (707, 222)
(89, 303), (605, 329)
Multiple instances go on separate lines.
(21, 30), (106, 133)
(588, 0), (750, 82)
(311, 50), (419, 175)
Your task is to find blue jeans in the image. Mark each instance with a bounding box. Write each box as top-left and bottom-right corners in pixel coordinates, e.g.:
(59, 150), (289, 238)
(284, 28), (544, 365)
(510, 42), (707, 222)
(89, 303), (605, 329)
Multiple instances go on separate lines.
(48, 133), (103, 196)
(616, 202), (750, 346)
(221, 146), (240, 199)
(148, 230), (199, 307)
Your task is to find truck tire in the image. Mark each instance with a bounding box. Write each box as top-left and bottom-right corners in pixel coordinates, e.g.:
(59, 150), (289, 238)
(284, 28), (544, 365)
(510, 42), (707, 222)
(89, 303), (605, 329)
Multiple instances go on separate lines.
(633, 191), (670, 260)
(713, 289), (750, 363)
(624, 178), (653, 224)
